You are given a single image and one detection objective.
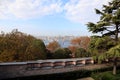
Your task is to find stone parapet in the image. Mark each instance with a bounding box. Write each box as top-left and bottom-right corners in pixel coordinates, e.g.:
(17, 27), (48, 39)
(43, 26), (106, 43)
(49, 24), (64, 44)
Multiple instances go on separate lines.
(0, 57), (95, 79)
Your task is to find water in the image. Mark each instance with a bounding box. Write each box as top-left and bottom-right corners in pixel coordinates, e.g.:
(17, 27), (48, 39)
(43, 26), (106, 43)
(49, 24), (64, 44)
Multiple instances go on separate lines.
(37, 36), (77, 48)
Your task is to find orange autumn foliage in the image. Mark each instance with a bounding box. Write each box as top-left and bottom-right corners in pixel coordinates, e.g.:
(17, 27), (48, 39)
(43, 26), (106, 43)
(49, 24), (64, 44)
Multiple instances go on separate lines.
(71, 36), (90, 50)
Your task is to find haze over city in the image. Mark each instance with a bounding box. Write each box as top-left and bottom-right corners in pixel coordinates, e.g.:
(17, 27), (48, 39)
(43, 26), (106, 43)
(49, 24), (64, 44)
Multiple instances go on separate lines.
(0, 0), (111, 36)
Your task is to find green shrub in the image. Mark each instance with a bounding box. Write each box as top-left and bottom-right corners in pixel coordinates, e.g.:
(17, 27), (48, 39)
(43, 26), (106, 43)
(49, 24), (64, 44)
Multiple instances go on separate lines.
(91, 71), (120, 80)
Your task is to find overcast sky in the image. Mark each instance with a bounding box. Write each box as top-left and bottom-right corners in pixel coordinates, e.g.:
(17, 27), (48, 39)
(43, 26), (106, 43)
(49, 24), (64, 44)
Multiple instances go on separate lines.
(0, 0), (111, 36)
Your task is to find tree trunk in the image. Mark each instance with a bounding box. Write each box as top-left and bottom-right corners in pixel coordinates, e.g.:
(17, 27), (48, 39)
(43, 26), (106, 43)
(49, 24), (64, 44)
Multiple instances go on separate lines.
(113, 24), (119, 75)
(113, 58), (117, 75)
(115, 24), (119, 42)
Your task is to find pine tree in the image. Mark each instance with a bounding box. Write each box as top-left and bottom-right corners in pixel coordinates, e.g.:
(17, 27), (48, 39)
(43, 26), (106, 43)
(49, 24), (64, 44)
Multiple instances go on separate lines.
(87, 0), (120, 75)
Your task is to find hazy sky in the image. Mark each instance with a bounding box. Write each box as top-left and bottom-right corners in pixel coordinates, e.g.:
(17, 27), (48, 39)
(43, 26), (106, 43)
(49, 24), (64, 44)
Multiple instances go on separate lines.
(0, 0), (111, 36)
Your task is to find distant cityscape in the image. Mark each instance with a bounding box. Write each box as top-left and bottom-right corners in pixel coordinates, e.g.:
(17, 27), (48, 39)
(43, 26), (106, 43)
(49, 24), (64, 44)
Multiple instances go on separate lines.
(37, 36), (79, 48)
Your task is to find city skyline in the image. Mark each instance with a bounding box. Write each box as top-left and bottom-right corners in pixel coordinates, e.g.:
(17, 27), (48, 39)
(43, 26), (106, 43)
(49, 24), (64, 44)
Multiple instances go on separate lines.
(0, 0), (111, 36)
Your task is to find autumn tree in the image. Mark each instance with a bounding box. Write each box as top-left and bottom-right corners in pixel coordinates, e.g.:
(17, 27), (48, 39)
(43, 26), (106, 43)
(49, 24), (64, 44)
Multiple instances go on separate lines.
(71, 37), (81, 47)
(46, 40), (60, 52)
(87, 0), (120, 74)
(71, 36), (90, 50)
(68, 46), (77, 57)
(0, 29), (47, 62)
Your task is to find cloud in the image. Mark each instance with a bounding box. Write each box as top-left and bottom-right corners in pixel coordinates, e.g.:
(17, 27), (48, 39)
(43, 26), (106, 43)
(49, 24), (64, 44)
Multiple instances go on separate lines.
(0, 0), (111, 24)
(0, 0), (12, 19)
(64, 0), (111, 24)
(0, 0), (62, 19)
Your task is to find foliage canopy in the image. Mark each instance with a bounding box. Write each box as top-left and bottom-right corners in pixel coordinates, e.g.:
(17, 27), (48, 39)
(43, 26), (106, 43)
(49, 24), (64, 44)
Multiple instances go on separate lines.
(0, 29), (47, 62)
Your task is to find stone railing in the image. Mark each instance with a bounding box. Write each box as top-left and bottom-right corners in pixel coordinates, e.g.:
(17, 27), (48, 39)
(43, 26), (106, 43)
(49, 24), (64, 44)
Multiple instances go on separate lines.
(33, 57), (94, 69)
(0, 57), (94, 69)
(0, 57), (94, 79)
